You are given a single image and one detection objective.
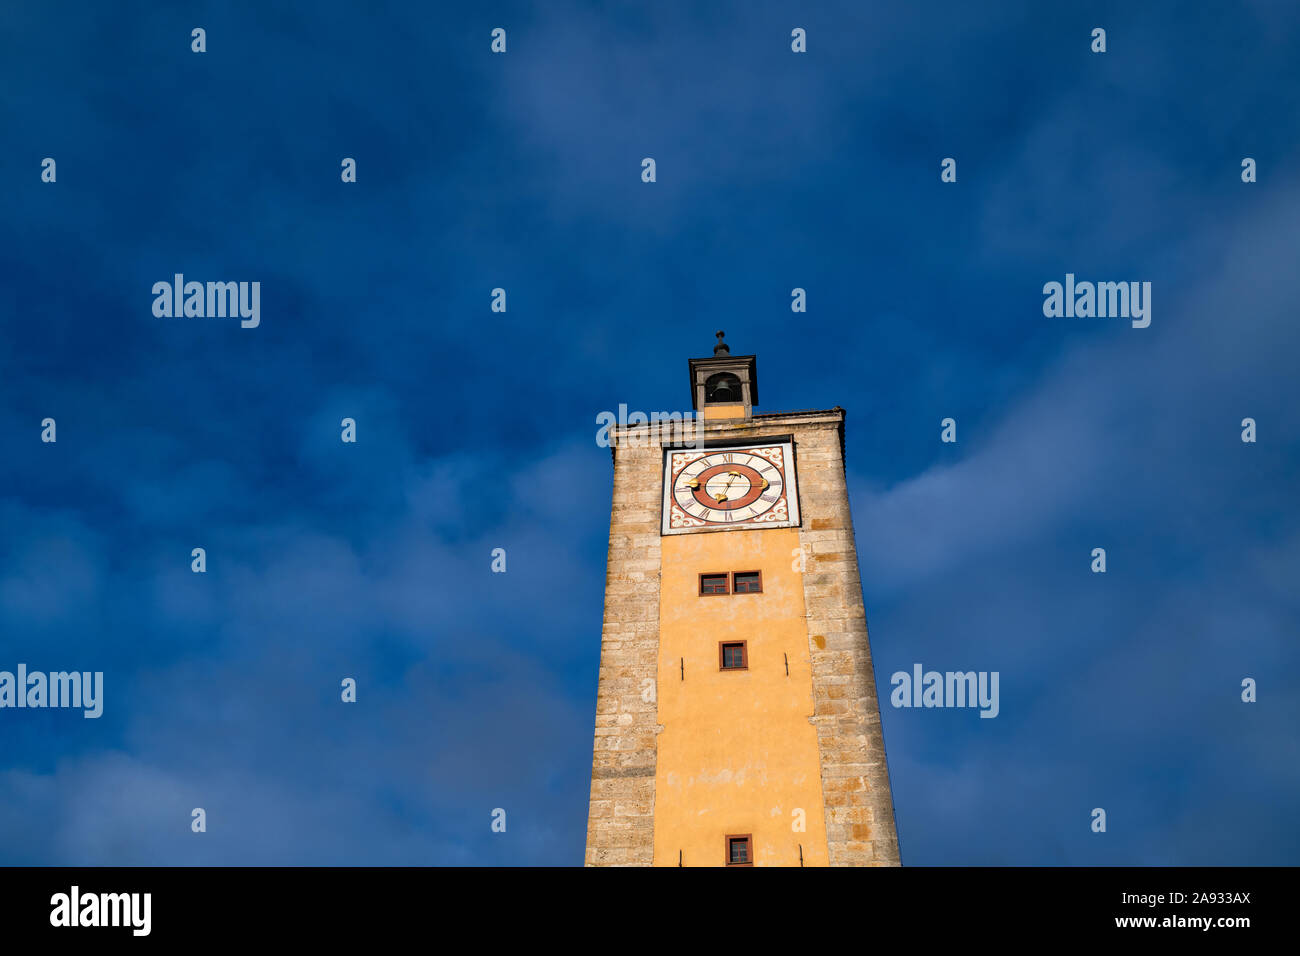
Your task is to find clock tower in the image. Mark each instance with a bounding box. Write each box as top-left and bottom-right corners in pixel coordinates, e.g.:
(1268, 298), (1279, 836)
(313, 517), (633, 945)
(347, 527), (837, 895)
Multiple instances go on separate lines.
(585, 333), (900, 867)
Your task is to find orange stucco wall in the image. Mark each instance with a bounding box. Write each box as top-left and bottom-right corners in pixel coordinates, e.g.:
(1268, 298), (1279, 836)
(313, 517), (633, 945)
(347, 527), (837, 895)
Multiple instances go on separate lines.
(701, 403), (745, 420)
(653, 527), (829, 866)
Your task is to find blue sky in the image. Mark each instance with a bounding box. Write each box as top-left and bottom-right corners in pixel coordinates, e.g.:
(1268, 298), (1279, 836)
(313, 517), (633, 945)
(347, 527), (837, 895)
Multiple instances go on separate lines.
(1, 0), (1297, 864)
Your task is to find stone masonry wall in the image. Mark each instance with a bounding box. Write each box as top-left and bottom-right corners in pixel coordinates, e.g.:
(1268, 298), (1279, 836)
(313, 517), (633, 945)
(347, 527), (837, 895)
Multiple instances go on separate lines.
(794, 417), (901, 865)
(583, 436), (663, 866)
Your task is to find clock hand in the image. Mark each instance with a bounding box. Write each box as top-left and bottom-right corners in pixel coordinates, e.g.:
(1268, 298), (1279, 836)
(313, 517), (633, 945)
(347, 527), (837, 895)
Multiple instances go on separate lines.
(710, 471), (747, 503)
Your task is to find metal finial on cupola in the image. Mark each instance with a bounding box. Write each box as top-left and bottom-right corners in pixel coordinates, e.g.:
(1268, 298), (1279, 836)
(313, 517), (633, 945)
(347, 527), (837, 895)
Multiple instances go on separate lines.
(713, 330), (730, 355)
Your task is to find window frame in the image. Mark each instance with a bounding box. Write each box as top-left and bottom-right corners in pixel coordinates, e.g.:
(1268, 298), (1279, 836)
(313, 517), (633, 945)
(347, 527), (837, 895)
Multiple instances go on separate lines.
(732, 570), (763, 594)
(719, 640), (748, 671)
(699, 572), (731, 596)
(725, 834), (753, 866)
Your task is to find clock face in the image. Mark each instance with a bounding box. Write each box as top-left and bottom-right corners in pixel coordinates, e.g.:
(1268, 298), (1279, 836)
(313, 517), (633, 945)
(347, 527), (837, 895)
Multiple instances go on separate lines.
(662, 442), (799, 534)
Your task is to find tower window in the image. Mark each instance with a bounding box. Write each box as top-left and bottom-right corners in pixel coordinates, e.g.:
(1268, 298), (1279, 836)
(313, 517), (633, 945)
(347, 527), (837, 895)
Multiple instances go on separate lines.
(733, 571), (762, 593)
(719, 641), (747, 670)
(726, 835), (753, 866)
(699, 573), (730, 595)
(704, 372), (742, 404)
